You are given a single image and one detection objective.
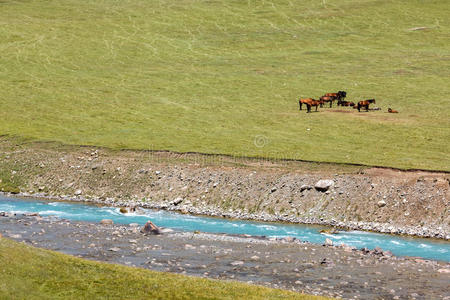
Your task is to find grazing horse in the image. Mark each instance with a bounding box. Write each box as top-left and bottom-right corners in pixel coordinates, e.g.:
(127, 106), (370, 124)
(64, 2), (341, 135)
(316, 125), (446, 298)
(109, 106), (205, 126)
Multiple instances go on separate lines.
(299, 98), (314, 111)
(320, 96), (335, 108)
(388, 108), (398, 113)
(357, 99), (376, 112)
(323, 91), (347, 107)
(299, 98), (321, 113)
(306, 99), (322, 113)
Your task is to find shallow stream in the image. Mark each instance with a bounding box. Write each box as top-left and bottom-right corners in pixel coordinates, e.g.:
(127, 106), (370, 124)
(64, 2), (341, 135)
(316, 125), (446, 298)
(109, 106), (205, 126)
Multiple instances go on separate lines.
(1, 195), (449, 262)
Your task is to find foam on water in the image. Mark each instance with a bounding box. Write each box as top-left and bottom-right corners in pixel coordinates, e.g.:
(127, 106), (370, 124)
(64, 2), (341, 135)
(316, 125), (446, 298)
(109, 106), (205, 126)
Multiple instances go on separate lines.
(1, 195), (449, 262)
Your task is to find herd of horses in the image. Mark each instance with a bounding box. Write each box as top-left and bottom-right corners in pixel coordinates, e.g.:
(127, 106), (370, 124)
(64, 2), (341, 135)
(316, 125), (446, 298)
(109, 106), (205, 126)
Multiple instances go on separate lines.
(298, 91), (382, 113)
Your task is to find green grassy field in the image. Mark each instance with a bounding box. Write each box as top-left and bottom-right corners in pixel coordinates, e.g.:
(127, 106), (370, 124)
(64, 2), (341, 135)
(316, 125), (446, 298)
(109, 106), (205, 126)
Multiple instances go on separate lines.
(0, 0), (449, 170)
(0, 238), (325, 299)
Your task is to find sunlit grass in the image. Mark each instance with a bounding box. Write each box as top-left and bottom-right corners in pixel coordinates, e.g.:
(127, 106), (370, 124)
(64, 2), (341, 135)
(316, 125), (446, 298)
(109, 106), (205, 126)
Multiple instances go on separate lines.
(0, 238), (325, 299)
(0, 0), (449, 170)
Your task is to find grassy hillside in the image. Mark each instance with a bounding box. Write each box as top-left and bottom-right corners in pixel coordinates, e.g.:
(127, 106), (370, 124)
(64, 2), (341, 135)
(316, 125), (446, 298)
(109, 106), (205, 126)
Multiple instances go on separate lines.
(0, 238), (323, 299)
(0, 0), (449, 170)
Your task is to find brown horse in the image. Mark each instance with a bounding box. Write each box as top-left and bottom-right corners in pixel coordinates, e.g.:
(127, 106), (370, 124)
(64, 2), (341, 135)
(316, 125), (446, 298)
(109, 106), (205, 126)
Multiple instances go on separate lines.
(357, 99), (376, 112)
(320, 96), (335, 108)
(299, 98), (321, 113)
(325, 91), (347, 106)
(388, 108), (398, 113)
(306, 99), (322, 113)
(299, 98), (314, 111)
(340, 101), (355, 107)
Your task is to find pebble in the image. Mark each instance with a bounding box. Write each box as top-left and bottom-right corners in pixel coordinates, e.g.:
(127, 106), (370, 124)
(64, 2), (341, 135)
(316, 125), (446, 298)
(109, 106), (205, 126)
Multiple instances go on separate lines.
(324, 238), (333, 246)
(437, 268), (450, 273)
(230, 261), (244, 266)
(100, 219), (114, 225)
(108, 247), (120, 252)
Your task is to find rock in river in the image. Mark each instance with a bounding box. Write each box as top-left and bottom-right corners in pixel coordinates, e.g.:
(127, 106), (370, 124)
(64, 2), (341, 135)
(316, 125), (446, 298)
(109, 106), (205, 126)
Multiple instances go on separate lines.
(141, 220), (161, 235)
(100, 219), (114, 225)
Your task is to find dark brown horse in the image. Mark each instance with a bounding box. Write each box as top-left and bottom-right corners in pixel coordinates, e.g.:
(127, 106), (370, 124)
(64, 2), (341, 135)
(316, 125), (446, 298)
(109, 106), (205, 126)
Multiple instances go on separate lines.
(357, 99), (376, 112)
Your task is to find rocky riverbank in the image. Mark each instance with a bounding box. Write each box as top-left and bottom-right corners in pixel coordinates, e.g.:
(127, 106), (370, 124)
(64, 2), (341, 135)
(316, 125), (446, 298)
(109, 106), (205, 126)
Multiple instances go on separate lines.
(1, 213), (449, 299)
(0, 139), (449, 239)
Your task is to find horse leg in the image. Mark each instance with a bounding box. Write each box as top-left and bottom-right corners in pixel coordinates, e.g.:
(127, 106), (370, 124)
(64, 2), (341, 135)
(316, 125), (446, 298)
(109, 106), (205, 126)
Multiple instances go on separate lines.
(299, 101), (302, 110)
(329, 101), (332, 108)
(357, 104), (361, 112)
(307, 104), (311, 113)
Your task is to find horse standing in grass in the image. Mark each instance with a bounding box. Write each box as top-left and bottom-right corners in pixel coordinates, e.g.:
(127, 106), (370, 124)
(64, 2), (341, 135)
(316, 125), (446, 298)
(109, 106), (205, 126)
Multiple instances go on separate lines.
(299, 98), (321, 113)
(319, 96), (335, 108)
(357, 99), (376, 112)
(299, 98), (314, 111)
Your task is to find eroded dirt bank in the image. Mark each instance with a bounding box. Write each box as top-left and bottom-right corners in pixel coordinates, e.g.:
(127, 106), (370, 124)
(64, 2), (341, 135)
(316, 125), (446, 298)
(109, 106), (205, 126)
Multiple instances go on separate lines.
(0, 139), (449, 238)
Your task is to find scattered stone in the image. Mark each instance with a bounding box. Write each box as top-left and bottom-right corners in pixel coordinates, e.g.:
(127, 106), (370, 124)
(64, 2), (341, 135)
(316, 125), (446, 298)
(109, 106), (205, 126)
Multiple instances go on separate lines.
(250, 255), (260, 261)
(9, 234), (22, 239)
(108, 247), (120, 252)
(171, 197), (183, 206)
(314, 180), (334, 192)
(74, 189), (82, 196)
(23, 212), (40, 217)
(377, 200), (386, 208)
(373, 246), (384, 255)
(230, 261), (244, 266)
(119, 207), (128, 214)
(141, 220), (161, 235)
(100, 219), (114, 225)
(320, 228), (339, 235)
(160, 228), (174, 233)
(437, 268), (450, 274)
(324, 238), (333, 246)
(271, 187), (277, 193)
(300, 184), (312, 192)
(184, 244), (196, 250)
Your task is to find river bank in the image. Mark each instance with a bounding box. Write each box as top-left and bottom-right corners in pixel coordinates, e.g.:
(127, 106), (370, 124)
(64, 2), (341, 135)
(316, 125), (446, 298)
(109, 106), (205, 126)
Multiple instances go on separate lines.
(1, 213), (449, 299)
(0, 138), (449, 239)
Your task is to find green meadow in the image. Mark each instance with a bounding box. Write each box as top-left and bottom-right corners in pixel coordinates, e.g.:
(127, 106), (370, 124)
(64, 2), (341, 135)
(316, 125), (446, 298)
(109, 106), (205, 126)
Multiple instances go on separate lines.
(0, 238), (324, 299)
(0, 0), (449, 170)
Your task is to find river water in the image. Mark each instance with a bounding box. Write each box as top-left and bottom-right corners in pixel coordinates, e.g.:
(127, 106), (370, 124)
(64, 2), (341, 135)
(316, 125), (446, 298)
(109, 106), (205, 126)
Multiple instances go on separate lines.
(0, 195), (449, 262)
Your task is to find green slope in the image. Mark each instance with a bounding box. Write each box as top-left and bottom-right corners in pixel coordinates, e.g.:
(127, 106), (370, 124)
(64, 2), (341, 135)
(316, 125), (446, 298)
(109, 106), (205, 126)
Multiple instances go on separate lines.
(0, 0), (449, 170)
(0, 238), (324, 299)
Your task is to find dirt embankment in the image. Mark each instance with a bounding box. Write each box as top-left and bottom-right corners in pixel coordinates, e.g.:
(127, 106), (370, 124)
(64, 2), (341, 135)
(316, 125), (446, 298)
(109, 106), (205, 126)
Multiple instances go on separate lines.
(0, 139), (449, 238)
